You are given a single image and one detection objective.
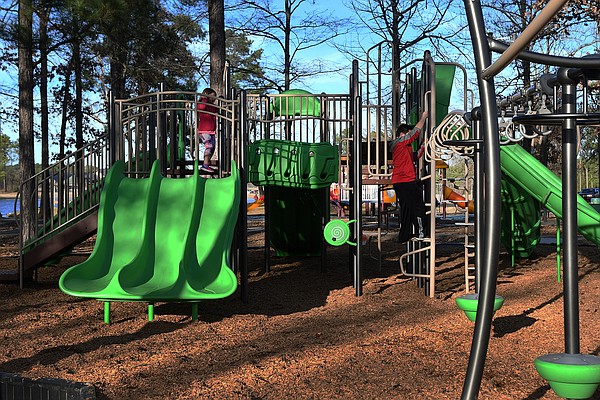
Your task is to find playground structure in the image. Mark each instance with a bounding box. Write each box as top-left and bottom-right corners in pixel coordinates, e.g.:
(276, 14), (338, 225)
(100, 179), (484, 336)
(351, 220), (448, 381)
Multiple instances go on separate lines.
(4, 1), (600, 396)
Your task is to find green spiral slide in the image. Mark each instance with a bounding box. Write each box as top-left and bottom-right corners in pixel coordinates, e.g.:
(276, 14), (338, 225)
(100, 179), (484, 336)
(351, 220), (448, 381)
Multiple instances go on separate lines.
(59, 159), (240, 309)
(500, 144), (600, 255)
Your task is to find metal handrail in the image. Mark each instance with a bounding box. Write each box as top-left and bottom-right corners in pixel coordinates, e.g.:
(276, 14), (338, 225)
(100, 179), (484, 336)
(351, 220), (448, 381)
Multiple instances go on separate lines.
(19, 135), (110, 252)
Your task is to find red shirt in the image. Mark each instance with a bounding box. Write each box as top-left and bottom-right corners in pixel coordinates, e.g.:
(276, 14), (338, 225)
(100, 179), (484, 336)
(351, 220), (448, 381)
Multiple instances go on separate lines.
(389, 127), (420, 184)
(197, 99), (217, 133)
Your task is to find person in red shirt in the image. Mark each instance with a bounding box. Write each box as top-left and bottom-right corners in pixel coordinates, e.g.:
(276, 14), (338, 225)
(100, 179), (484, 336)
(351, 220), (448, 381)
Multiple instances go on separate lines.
(389, 111), (429, 243)
(197, 88), (218, 173)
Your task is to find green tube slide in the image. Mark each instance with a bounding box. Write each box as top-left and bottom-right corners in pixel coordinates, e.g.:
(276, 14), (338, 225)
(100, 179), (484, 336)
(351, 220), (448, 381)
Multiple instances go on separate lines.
(248, 139), (339, 257)
(59, 159), (240, 302)
(500, 144), (600, 248)
(500, 175), (541, 259)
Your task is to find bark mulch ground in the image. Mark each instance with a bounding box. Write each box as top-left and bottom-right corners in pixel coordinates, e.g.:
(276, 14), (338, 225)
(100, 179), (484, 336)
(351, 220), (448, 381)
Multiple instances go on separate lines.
(0, 216), (598, 399)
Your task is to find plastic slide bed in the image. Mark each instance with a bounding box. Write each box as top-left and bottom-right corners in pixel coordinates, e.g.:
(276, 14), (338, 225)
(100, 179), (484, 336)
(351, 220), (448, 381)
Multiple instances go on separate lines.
(59, 159), (240, 319)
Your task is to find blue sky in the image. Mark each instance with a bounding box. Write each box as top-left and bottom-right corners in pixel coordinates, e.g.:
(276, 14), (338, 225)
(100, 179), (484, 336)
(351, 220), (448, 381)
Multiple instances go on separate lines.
(0, 0), (362, 162)
(4, 0), (594, 163)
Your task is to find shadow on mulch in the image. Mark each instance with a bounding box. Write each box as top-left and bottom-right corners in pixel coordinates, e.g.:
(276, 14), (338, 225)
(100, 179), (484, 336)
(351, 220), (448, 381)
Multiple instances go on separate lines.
(0, 321), (185, 374)
(156, 244), (406, 321)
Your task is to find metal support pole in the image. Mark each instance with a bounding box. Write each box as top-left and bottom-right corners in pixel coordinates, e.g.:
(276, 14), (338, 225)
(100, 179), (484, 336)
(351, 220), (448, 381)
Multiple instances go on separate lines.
(472, 109), (484, 292)
(351, 60), (363, 296)
(558, 70), (580, 354)
(108, 90), (116, 166)
(264, 186), (271, 273)
(461, 0), (503, 398)
(239, 90), (249, 303)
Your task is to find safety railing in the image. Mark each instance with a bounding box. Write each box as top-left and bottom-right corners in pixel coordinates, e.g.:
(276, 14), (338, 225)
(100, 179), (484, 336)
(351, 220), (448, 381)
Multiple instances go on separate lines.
(246, 92), (351, 145)
(114, 91), (240, 178)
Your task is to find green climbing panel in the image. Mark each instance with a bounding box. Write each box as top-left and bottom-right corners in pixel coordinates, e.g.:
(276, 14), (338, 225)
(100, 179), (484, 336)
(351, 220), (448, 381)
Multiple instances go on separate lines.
(248, 139), (338, 189)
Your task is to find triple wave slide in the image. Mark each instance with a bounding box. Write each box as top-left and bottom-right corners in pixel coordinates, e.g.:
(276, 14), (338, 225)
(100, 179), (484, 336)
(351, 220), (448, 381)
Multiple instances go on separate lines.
(500, 144), (600, 250)
(59, 159), (240, 312)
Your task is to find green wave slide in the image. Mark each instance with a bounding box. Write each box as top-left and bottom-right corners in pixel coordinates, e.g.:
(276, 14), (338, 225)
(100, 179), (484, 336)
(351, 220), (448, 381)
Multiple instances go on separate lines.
(59, 159), (240, 309)
(500, 144), (600, 254)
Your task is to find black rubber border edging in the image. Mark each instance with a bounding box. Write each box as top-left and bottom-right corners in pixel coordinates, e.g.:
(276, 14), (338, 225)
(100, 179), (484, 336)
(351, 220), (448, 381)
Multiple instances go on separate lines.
(0, 371), (96, 400)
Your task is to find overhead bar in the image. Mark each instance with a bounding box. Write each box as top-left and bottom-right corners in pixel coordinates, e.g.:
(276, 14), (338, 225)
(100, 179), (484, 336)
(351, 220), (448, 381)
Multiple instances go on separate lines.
(489, 39), (600, 68)
(481, 0), (568, 80)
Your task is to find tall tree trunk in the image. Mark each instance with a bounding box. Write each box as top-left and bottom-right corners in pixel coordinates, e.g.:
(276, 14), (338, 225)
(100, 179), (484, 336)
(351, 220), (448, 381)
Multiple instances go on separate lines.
(18, 0), (36, 242)
(283, 0), (291, 91)
(73, 16), (84, 150)
(73, 17), (85, 205)
(518, 0), (533, 153)
(108, 31), (127, 100)
(208, 0), (225, 96)
(59, 63), (72, 160)
(540, 134), (549, 166)
(521, 56), (533, 153)
(39, 1), (52, 218)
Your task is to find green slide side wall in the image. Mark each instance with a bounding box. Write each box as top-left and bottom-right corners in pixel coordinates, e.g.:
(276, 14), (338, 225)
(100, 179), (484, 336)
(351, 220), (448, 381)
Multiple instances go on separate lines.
(59, 160), (240, 301)
(500, 144), (600, 247)
(270, 89), (321, 117)
(248, 139), (338, 256)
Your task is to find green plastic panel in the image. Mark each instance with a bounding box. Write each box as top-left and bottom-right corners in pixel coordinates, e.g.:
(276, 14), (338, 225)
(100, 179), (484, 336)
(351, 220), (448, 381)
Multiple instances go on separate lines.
(434, 64), (457, 126)
(59, 159), (240, 302)
(248, 139), (338, 189)
(407, 63), (455, 140)
(268, 186), (325, 257)
(500, 144), (600, 247)
(270, 89), (321, 117)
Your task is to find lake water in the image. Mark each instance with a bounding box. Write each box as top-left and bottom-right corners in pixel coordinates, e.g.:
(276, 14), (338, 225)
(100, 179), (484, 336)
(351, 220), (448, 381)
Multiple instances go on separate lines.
(0, 198), (19, 217)
(0, 197), (258, 217)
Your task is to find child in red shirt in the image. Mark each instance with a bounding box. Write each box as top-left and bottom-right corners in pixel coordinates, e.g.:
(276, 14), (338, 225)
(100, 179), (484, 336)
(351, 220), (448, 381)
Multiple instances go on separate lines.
(197, 88), (218, 173)
(389, 111), (429, 243)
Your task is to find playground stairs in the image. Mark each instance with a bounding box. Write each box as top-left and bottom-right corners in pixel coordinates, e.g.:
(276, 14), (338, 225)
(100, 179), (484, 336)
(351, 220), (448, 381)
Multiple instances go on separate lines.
(1, 136), (110, 284)
(0, 212), (99, 284)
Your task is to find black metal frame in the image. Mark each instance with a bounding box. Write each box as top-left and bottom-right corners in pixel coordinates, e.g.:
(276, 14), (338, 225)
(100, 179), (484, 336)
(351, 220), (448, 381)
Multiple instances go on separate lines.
(462, 0), (600, 397)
